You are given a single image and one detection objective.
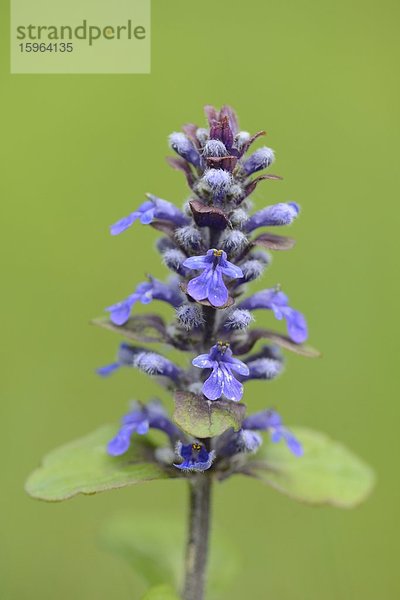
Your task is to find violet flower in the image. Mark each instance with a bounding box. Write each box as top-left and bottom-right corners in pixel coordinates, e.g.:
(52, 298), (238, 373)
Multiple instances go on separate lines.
(106, 277), (182, 326)
(110, 195), (188, 235)
(192, 342), (249, 401)
(97, 343), (182, 383)
(243, 409), (303, 456)
(174, 441), (215, 472)
(239, 287), (308, 343)
(183, 249), (243, 307)
(108, 400), (180, 456)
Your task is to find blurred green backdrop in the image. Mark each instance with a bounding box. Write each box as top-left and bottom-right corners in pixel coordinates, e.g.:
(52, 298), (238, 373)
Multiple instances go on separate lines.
(1, 0), (399, 598)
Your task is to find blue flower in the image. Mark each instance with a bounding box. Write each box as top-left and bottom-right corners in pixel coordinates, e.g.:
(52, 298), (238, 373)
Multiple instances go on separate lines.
(239, 287), (308, 343)
(183, 249), (243, 307)
(243, 409), (303, 456)
(106, 277), (182, 326)
(97, 343), (182, 383)
(110, 195), (188, 235)
(192, 342), (249, 402)
(174, 441), (215, 472)
(245, 202), (300, 233)
(108, 400), (180, 456)
(242, 146), (275, 175)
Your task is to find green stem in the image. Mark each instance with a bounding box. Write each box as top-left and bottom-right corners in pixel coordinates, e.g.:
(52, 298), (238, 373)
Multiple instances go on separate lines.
(182, 475), (213, 600)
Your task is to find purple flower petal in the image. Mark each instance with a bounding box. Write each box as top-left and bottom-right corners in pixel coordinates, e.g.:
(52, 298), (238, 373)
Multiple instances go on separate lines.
(187, 269), (213, 302)
(227, 357), (250, 377)
(139, 208), (155, 224)
(284, 431), (304, 456)
(207, 268), (228, 307)
(203, 367), (224, 400)
(106, 297), (137, 326)
(220, 364), (244, 401)
(96, 362), (121, 377)
(219, 262), (244, 279)
(183, 254), (212, 270)
(110, 212), (140, 235)
(282, 308), (308, 344)
(107, 426), (134, 456)
(192, 354), (214, 369)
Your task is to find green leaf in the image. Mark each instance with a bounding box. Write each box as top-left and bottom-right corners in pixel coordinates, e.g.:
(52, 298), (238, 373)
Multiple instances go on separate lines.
(25, 425), (174, 502)
(100, 512), (239, 599)
(243, 427), (375, 508)
(141, 584), (181, 600)
(92, 314), (169, 344)
(173, 391), (245, 438)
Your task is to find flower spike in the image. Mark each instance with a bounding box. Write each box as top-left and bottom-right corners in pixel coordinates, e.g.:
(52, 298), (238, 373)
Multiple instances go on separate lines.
(96, 105), (314, 478)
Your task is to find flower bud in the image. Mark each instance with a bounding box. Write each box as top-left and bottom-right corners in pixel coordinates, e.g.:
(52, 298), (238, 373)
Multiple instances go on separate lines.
(245, 202), (300, 232)
(229, 208), (248, 229)
(233, 131), (251, 152)
(246, 357), (283, 380)
(169, 132), (201, 167)
(162, 248), (187, 276)
(221, 230), (249, 255)
(195, 127), (209, 147)
(156, 236), (176, 255)
(176, 304), (204, 330)
(242, 146), (275, 175)
(203, 169), (232, 201)
(239, 259), (266, 282)
(203, 139), (228, 157)
(175, 225), (204, 252)
(224, 309), (254, 330)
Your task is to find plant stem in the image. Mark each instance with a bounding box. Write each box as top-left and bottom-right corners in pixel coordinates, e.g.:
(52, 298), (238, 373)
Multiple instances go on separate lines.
(183, 475), (213, 600)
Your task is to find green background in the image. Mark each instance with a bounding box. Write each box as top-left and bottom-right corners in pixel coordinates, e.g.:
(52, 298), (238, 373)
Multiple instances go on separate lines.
(1, 0), (399, 598)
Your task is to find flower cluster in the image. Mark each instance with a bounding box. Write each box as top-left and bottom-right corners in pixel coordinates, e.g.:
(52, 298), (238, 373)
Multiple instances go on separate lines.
(98, 105), (310, 474)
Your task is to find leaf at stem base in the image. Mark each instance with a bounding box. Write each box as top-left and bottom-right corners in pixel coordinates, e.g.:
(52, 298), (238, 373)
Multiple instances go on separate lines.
(242, 426), (375, 508)
(25, 425), (173, 502)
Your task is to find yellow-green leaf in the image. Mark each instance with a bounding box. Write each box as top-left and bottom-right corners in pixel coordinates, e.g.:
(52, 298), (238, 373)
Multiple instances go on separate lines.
(141, 584), (181, 600)
(25, 425), (174, 502)
(245, 427), (375, 508)
(101, 512), (239, 599)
